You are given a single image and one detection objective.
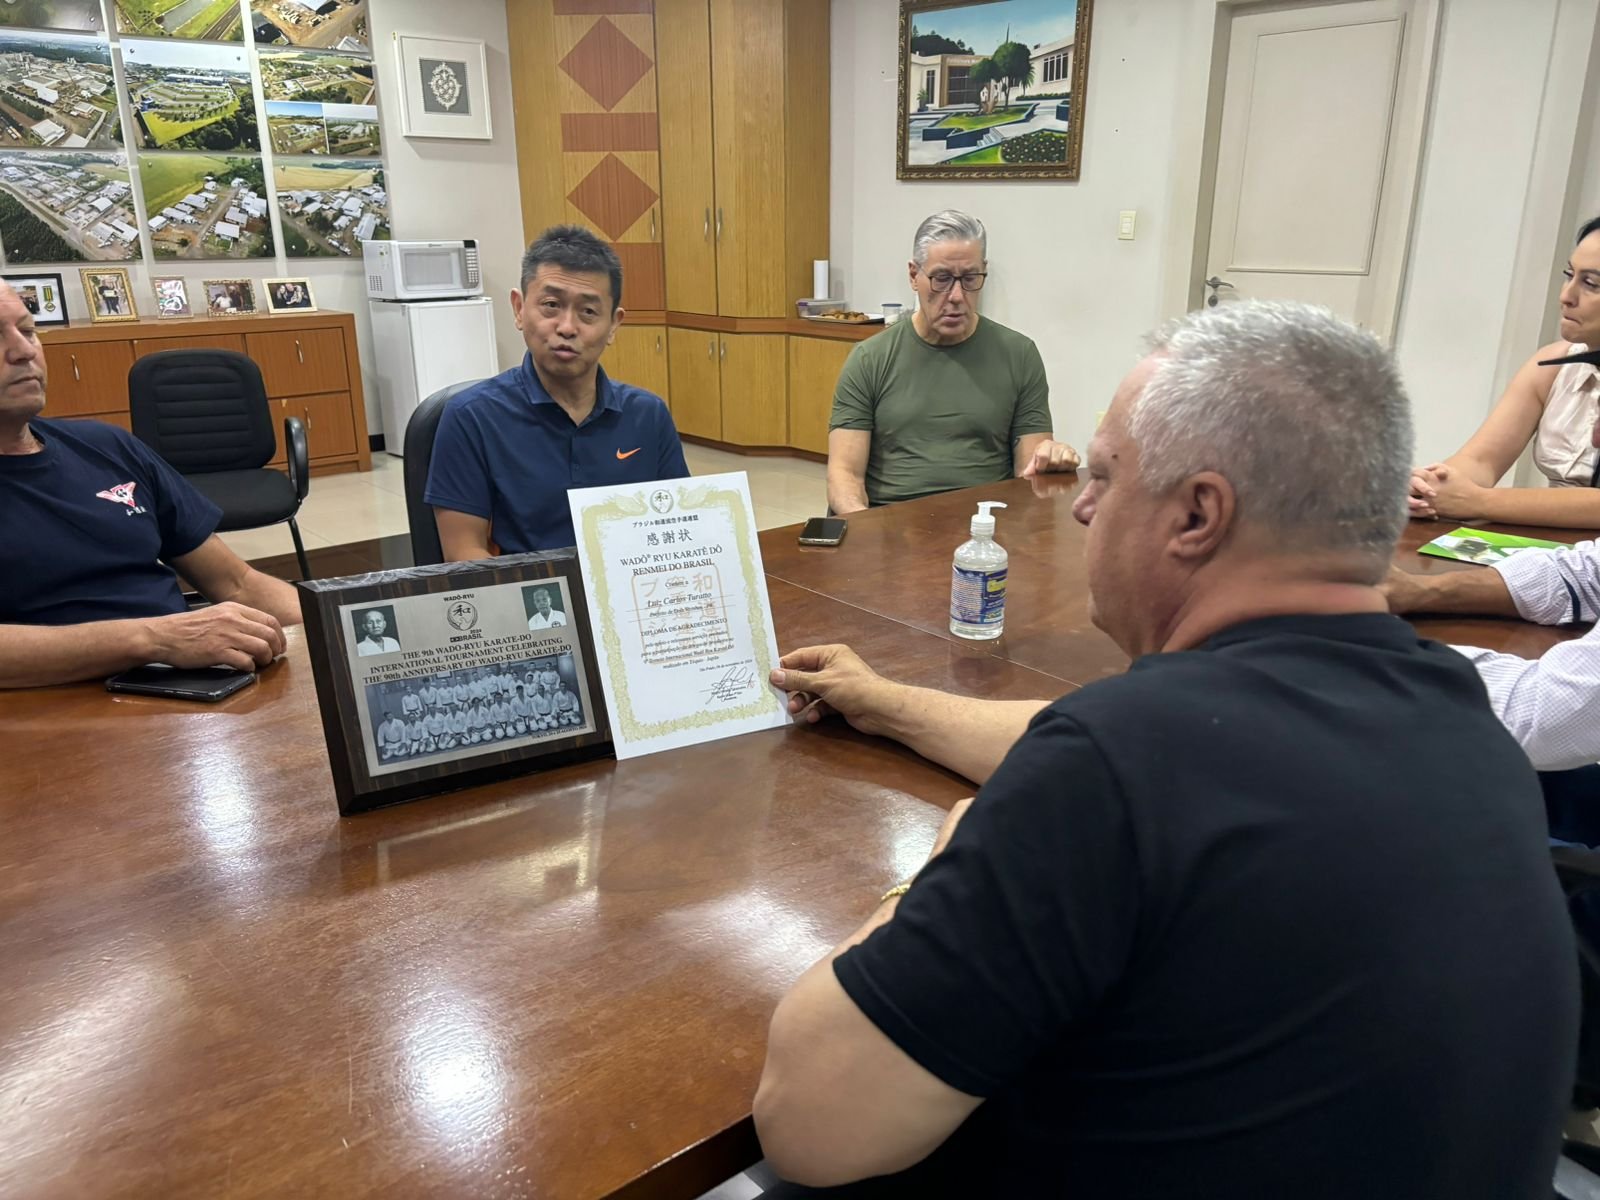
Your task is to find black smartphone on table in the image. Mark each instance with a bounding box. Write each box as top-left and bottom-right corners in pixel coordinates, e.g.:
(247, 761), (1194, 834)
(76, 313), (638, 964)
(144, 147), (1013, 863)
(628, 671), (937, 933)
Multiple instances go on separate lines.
(106, 664), (257, 702)
(798, 517), (848, 546)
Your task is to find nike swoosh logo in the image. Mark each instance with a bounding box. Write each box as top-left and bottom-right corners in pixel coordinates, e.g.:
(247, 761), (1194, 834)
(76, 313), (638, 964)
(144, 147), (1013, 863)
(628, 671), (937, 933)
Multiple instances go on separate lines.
(616, 447), (642, 460)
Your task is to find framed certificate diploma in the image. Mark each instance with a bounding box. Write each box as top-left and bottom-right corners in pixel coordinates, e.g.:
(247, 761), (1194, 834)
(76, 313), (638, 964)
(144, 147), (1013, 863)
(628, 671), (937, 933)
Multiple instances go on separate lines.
(297, 551), (611, 815)
(569, 472), (789, 759)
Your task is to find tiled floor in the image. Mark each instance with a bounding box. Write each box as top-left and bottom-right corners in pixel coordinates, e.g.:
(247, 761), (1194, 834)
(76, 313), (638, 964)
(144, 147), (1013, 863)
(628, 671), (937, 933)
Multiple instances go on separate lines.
(218, 443), (828, 563)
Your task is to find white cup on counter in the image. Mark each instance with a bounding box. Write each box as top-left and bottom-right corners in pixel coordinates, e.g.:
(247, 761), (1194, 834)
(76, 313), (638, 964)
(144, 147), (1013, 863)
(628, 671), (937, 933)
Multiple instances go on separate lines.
(882, 303), (904, 324)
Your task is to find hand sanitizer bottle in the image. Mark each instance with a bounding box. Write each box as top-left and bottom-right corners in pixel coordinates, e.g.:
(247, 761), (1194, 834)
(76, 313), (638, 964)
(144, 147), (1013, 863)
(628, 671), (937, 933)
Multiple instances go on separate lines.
(950, 501), (1007, 640)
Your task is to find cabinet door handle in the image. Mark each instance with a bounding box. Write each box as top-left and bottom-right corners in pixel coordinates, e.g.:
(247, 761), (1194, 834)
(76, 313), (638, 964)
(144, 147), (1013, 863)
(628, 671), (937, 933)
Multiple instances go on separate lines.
(706, 339), (714, 359)
(719, 339), (726, 362)
(703, 207), (710, 241)
(650, 208), (656, 241)
(655, 334), (662, 353)
(70, 353), (79, 381)
(295, 339), (303, 364)
(715, 207), (723, 241)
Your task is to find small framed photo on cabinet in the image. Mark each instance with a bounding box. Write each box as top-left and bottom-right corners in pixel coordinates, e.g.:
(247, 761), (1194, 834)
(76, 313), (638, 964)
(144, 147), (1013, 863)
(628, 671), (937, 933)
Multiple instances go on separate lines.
(264, 277), (316, 313)
(81, 267), (138, 323)
(152, 276), (192, 319)
(2, 273), (68, 326)
(202, 278), (258, 317)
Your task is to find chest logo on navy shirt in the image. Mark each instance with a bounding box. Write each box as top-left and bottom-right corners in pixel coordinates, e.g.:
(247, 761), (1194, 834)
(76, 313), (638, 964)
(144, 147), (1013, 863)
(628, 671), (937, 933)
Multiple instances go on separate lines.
(95, 481), (147, 515)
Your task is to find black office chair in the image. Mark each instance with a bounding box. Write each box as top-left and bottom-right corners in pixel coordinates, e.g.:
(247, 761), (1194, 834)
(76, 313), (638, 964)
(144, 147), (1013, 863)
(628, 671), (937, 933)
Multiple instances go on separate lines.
(402, 380), (481, 566)
(129, 349), (312, 580)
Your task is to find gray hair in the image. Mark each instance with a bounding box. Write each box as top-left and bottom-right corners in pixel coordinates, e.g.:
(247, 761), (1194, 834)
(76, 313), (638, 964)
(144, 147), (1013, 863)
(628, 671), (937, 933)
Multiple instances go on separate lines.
(911, 209), (986, 267)
(1129, 301), (1413, 561)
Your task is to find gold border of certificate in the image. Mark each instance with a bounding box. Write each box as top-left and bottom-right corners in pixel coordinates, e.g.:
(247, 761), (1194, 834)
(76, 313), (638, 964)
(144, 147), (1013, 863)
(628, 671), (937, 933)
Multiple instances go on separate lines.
(579, 480), (778, 743)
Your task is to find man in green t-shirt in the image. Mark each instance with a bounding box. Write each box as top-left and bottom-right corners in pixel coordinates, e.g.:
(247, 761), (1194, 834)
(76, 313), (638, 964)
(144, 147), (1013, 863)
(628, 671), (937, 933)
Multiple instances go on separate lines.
(827, 210), (1080, 513)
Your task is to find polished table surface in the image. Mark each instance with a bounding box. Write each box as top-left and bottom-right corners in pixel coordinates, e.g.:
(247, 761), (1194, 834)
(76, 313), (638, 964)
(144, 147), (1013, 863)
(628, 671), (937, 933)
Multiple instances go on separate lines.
(1, 477), (1586, 1200)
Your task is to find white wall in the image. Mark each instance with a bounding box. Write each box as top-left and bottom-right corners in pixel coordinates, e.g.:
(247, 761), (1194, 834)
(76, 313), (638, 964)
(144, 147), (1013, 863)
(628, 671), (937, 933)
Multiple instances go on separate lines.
(338, 0), (526, 437)
(832, 0), (1595, 465)
(831, 1), (1193, 448)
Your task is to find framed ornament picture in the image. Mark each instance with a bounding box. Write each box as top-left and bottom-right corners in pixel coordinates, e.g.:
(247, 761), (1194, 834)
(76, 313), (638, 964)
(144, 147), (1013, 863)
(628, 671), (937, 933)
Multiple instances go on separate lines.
(394, 33), (491, 140)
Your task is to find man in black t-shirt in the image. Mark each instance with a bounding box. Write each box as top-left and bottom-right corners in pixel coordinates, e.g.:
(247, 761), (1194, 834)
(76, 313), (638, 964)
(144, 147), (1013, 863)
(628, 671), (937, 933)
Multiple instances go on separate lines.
(754, 302), (1579, 1198)
(0, 280), (302, 687)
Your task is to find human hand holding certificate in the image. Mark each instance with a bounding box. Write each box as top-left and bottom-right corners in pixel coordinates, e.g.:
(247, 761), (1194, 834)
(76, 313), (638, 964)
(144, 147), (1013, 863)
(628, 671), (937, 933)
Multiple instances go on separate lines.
(568, 472), (788, 758)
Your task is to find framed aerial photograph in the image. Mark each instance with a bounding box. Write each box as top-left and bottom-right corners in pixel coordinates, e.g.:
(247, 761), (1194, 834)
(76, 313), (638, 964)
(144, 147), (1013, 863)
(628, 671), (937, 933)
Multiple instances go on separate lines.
(2, 272), (68, 325)
(395, 33), (491, 140)
(201, 276), (257, 316)
(81, 265), (137, 321)
(898, 0), (1094, 180)
(297, 552), (612, 815)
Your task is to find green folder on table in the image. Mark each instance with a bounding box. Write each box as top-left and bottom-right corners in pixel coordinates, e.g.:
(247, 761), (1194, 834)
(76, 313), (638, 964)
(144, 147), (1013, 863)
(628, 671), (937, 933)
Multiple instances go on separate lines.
(1418, 527), (1567, 565)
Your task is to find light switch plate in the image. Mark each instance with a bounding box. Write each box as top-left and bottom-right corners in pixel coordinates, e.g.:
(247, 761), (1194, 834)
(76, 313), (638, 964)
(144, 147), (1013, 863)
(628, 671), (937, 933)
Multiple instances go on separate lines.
(1117, 210), (1136, 240)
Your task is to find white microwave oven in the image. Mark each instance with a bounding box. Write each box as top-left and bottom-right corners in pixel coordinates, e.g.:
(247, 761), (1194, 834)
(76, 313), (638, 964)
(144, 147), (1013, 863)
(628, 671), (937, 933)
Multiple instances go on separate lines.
(363, 239), (482, 300)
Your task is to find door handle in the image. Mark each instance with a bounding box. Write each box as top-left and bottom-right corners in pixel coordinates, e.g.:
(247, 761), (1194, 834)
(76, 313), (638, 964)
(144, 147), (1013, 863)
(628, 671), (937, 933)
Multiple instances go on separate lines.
(1204, 276), (1235, 308)
(70, 353), (79, 381)
(655, 334), (662, 353)
(650, 208), (656, 241)
(295, 338), (304, 363)
(707, 339), (714, 358)
(719, 339), (726, 362)
(703, 207), (710, 241)
(715, 207), (723, 241)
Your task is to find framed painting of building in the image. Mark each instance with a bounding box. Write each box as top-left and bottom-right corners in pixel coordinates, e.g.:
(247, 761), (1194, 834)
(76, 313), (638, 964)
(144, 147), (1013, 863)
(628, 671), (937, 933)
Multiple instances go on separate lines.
(898, 0), (1093, 180)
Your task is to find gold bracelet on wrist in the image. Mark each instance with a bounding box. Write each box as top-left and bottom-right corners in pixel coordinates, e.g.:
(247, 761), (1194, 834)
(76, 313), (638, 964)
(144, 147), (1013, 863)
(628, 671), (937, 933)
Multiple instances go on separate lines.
(881, 882), (911, 904)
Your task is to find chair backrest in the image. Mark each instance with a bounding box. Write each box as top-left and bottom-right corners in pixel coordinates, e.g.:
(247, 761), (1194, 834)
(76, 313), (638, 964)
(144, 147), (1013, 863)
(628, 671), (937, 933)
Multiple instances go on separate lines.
(128, 349), (274, 474)
(403, 380), (481, 567)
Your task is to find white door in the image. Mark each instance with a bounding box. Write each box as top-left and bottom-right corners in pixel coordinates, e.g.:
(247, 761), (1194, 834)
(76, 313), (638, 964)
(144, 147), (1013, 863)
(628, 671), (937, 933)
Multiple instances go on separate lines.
(1202, 0), (1437, 335)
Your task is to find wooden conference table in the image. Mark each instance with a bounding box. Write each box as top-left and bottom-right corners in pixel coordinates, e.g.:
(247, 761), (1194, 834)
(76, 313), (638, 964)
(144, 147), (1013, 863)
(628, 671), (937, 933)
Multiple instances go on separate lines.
(0, 476), (1584, 1200)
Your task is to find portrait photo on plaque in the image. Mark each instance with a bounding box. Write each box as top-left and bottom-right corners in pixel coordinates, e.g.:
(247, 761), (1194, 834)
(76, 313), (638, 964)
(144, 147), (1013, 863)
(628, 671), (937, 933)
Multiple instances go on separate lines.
(297, 552), (610, 815)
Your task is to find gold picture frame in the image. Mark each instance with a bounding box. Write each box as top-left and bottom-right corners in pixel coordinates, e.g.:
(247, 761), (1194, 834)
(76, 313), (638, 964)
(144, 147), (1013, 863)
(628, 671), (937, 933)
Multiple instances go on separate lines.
(263, 277), (317, 314)
(80, 267), (138, 323)
(897, 0), (1094, 181)
(202, 277), (258, 318)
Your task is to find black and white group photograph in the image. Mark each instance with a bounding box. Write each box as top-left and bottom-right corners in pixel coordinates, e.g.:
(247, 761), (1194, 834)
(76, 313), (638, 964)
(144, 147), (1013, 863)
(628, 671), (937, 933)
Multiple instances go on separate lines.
(364, 652), (585, 765)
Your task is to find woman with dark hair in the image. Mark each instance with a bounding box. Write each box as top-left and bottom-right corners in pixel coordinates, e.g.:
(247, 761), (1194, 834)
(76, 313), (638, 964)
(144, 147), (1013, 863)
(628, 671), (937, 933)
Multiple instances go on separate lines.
(1411, 214), (1600, 527)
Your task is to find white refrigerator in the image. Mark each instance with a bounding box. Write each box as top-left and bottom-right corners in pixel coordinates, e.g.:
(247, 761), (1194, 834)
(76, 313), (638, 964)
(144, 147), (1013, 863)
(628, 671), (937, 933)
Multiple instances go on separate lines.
(369, 295), (499, 457)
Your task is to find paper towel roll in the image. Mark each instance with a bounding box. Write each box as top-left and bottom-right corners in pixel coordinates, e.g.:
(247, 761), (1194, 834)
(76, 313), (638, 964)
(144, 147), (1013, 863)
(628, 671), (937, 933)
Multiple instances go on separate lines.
(813, 259), (830, 300)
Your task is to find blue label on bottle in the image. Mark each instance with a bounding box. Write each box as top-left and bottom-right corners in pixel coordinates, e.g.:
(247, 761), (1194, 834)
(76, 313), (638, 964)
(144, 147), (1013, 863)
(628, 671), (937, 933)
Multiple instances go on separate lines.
(951, 566), (1007, 624)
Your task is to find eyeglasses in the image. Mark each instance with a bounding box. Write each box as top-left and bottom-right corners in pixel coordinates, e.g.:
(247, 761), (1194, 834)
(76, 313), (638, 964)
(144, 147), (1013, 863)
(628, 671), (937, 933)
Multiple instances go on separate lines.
(920, 269), (988, 294)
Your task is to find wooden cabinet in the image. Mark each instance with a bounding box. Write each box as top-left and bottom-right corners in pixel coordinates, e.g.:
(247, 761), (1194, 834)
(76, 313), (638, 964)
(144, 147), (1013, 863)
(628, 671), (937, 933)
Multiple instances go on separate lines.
(788, 336), (854, 454)
(41, 311), (370, 474)
(245, 327), (347, 397)
(506, 1), (667, 309)
(42, 340), (133, 416)
(657, 0), (718, 314)
(666, 328), (786, 445)
(718, 333), (786, 446)
(659, 0), (829, 317)
(603, 324), (670, 406)
(134, 333), (246, 358)
(667, 327), (721, 439)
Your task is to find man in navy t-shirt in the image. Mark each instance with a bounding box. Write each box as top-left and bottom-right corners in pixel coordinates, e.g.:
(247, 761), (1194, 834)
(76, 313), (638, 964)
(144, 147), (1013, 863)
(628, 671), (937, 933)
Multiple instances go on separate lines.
(0, 281), (301, 688)
(425, 225), (688, 559)
(753, 303), (1578, 1197)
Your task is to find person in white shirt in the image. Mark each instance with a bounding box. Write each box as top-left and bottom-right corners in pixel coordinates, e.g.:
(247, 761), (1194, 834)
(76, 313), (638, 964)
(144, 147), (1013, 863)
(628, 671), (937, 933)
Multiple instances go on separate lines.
(1386, 542), (1600, 771)
(356, 609), (400, 656)
(527, 588), (568, 630)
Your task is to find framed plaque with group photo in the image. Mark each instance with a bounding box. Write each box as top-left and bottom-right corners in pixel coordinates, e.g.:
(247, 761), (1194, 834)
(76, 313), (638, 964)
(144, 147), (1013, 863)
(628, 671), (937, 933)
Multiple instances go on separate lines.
(297, 551), (612, 815)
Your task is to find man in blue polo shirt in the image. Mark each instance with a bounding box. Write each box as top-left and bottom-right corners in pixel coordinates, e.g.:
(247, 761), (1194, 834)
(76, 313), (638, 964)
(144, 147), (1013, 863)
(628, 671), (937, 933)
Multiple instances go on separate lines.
(426, 225), (689, 559)
(0, 280), (301, 688)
